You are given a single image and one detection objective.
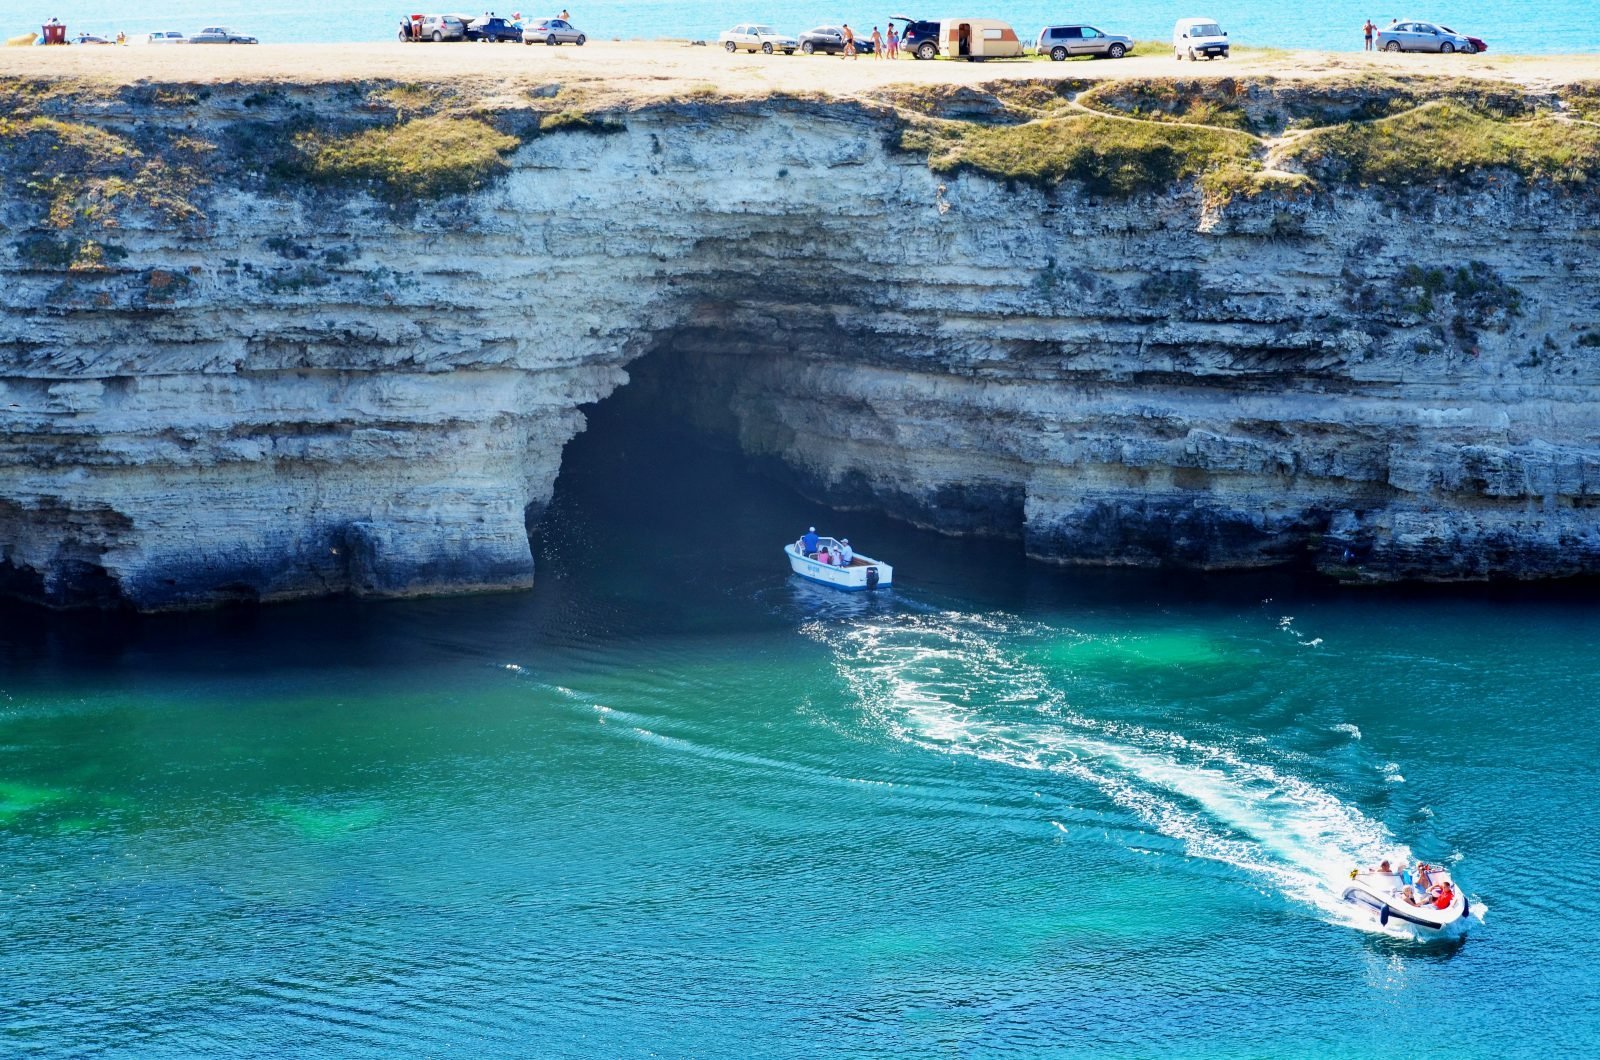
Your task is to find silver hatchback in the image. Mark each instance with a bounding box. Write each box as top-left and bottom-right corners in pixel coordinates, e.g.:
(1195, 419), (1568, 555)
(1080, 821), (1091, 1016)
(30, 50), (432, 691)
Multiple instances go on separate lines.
(418, 15), (467, 41)
(1035, 24), (1131, 61)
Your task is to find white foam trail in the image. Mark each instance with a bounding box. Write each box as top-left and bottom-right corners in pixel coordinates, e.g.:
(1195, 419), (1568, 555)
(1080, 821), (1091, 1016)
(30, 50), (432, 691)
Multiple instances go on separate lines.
(809, 611), (1404, 927)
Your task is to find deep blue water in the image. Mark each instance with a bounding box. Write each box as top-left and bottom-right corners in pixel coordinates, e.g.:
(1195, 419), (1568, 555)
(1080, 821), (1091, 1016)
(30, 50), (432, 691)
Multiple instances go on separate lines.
(13, 0), (1600, 53)
(3, 407), (1599, 1055)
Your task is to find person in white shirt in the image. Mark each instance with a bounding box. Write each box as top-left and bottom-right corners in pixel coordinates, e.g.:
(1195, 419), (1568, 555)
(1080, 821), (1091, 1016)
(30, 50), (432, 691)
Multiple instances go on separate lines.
(839, 539), (853, 565)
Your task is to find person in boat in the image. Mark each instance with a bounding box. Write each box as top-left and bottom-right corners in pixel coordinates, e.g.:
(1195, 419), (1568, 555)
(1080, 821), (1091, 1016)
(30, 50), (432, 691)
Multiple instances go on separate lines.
(840, 539), (853, 566)
(1431, 881), (1455, 910)
(1370, 859), (1393, 874)
(802, 527), (819, 556)
(1414, 862), (1436, 891)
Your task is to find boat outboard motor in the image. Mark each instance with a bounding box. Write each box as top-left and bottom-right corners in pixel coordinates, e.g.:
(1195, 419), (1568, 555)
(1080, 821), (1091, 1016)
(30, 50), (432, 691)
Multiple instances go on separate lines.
(866, 566), (879, 590)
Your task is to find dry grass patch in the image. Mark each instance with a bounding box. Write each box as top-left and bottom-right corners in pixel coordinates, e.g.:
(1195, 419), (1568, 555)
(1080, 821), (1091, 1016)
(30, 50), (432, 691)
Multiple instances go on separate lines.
(294, 115), (520, 199)
(902, 112), (1258, 196)
(1283, 101), (1600, 186)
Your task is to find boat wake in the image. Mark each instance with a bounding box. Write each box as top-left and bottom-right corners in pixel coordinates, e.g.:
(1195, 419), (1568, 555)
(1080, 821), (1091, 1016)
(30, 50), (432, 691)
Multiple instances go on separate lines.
(804, 610), (1419, 930)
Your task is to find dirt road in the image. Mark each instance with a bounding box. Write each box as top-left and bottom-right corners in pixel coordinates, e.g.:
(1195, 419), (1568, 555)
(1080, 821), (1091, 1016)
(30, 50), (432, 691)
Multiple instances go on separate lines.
(2, 40), (1597, 97)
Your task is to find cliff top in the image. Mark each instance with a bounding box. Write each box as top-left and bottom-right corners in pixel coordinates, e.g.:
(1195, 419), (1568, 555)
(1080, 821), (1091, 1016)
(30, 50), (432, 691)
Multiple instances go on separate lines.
(4, 41), (1599, 213)
(2, 41), (1598, 102)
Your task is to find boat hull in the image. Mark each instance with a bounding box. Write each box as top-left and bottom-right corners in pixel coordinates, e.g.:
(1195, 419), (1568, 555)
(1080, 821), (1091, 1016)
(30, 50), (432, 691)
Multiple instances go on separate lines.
(1342, 870), (1468, 932)
(785, 544), (892, 591)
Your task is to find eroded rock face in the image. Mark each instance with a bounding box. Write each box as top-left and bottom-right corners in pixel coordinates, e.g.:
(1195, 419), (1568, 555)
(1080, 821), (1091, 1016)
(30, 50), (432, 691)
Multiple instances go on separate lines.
(3, 88), (1599, 607)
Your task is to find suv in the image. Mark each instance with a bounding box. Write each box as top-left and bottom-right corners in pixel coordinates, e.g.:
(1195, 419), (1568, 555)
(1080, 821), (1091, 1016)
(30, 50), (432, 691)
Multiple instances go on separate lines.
(1035, 24), (1130, 60)
(418, 15), (467, 42)
(892, 15), (941, 59)
(467, 17), (522, 42)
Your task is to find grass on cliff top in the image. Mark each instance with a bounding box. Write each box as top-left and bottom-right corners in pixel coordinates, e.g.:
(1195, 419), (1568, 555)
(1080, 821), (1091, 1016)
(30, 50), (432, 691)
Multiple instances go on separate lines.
(1284, 101), (1600, 186)
(901, 113), (1258, 197)
(294, 116), (520, 199)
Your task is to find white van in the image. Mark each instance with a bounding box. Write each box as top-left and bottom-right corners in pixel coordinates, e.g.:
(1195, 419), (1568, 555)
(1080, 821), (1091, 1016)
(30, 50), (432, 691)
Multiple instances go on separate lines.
(1173, 17), (1229, 60)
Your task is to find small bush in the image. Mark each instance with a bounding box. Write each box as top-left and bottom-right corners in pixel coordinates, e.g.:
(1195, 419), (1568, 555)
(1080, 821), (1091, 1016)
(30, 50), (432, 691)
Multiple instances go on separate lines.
(538, 109), (626, 134)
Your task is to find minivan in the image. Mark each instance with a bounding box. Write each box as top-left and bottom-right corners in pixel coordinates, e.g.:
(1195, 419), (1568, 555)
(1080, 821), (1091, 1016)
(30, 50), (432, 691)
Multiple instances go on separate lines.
(1173, 17), (1228, 60)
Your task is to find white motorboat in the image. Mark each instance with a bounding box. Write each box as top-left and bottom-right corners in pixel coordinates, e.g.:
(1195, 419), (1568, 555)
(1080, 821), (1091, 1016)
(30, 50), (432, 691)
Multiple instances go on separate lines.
(1343, 865), (1469, 932)
(784, 537), (892, 591)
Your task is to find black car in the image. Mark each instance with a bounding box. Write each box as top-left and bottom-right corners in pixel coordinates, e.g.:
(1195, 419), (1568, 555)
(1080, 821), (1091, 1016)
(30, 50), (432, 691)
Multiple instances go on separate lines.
(797, 26), (875, 54)
(466, 16), (522, 42)
(891, 15), (941, 59)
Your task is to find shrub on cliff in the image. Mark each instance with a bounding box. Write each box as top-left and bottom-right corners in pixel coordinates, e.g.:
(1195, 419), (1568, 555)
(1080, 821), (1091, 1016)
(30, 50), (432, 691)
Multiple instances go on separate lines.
(1284, 102), (1600, 187)
(0, 116), (202, 228)
(294, 116), (520, 200)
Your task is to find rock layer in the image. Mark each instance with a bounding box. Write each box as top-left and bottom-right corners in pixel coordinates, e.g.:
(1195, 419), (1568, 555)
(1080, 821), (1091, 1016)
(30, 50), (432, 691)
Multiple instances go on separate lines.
(3, 84), (1600, 607)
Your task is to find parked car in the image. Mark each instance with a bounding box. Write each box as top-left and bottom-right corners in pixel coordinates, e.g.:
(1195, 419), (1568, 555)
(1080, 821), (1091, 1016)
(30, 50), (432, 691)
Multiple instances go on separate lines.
(797, 26), (875, 55)
(1035, 24), (1130, 60)
(467, 16), (522, 42)
(1376, 20), (1483, 54)
(1173, 17), (1228, 60)
(191, 26), (258, 43)
(418, 15), (468, 41)
(72, 33), (112, 44)
(718, 24), (797, 54)
(891, 15), (941, 59)
(522, 18), (585, 45)
(144, 31), (188, 44)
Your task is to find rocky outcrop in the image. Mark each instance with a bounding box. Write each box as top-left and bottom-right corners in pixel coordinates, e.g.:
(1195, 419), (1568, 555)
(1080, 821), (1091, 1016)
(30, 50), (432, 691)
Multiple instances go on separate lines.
(3, 80), (1600, 607)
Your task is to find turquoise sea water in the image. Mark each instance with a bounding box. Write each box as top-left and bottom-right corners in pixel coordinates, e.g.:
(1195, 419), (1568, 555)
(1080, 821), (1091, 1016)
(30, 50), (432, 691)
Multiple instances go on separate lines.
(15, 0), (1600, 53)
(4, 411), (1600, 1056)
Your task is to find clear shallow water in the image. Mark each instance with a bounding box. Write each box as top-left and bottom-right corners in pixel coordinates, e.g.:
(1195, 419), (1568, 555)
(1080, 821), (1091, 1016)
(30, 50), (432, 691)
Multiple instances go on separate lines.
(15, 0), (1600, 53)
(3, 417), (1600, 1056)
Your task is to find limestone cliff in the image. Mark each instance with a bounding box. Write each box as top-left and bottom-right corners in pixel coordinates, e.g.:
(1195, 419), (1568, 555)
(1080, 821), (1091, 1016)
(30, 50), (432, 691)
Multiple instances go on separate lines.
(3, 75), (1599, 608)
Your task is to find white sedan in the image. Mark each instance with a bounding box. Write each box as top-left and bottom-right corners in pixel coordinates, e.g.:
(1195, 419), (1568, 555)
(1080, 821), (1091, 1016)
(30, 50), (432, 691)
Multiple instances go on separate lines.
(718, 24), (798, 54)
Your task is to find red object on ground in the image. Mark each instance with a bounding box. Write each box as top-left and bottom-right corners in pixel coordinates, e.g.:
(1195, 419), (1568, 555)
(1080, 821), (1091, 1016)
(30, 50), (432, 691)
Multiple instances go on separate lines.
(42, 23), (67, 44)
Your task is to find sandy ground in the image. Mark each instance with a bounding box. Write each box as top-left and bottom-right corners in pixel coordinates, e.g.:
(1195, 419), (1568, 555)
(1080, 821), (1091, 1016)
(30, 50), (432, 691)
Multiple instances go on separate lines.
(2, 40), (1598, 98)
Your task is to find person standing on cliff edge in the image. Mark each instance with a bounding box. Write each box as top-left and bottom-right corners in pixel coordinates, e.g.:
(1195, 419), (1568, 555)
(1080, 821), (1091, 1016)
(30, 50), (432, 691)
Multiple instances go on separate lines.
(1363, 19), (1376, 50)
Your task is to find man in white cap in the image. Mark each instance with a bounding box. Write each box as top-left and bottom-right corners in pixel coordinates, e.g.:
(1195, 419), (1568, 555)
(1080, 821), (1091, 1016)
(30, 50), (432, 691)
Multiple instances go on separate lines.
(801, 527), (819, 556)
(839, 539), (853, 565)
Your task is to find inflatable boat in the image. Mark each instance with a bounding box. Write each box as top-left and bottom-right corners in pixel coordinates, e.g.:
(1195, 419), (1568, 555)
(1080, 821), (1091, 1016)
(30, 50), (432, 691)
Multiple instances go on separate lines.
(1343, 866), (1468, 932)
